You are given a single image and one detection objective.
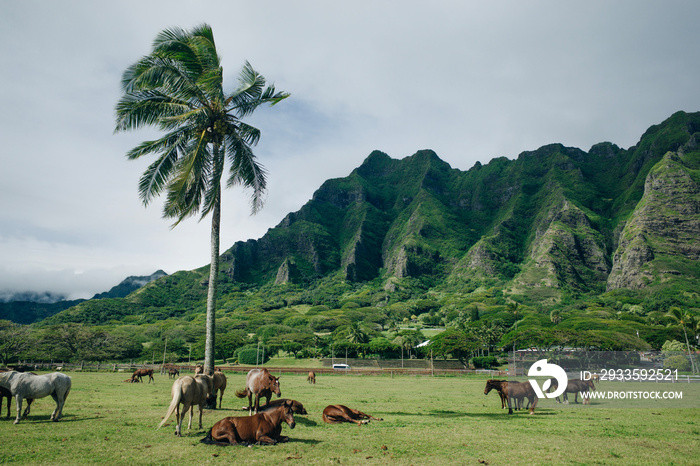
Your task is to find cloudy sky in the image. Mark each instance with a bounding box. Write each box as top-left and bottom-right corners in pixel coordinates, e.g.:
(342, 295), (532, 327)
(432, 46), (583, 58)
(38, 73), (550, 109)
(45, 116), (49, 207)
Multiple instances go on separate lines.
(2, 1), (700, 300)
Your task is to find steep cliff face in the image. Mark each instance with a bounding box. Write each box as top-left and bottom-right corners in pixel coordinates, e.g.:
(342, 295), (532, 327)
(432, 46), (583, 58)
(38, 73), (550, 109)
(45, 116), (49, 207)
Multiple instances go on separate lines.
(215, 112), (700, 301)
(607, 151), (700, 290)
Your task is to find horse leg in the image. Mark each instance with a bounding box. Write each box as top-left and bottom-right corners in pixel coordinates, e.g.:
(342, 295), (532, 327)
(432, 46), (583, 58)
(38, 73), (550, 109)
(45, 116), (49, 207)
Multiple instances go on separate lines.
(507, 396), (514, 415)
(528, 397), (538, 415)
(247, 393), (253, 416)
(253, 394), (261, 415)
(352, 408), (382, 421)
(13, 395), (23, 424)
(175, 403), (182, 437)
(219, 388), (224, 409)
(256, 435), (278, 445)
(198, 403), (204, 429)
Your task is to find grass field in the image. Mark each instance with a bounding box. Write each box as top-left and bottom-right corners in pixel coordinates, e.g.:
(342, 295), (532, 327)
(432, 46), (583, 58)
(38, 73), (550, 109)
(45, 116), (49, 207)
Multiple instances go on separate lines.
(0, 370), (698, 465)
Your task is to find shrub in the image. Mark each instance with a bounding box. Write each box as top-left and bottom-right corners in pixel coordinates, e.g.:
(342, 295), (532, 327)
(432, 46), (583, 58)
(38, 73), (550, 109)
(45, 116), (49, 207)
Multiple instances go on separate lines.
(236, 346), (270, 365)
(471, 356), (499, 369)
(663, 354), (691, 372)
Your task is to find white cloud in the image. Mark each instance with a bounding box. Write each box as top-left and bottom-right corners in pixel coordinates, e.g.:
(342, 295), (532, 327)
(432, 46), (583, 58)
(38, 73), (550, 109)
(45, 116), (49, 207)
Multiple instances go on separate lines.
(2, 1), (700, 298)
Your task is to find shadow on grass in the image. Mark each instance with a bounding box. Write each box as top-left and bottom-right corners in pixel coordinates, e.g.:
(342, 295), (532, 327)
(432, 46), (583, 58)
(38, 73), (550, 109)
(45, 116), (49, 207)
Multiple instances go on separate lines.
(17, 415), (103, 423)
(380, 409), (558, 419)
(294, 417), (318, 427)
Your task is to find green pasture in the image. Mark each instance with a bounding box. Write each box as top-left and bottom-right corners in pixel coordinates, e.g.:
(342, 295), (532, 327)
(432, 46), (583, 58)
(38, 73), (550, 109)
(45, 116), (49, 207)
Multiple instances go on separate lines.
(0, 371), (698, 465)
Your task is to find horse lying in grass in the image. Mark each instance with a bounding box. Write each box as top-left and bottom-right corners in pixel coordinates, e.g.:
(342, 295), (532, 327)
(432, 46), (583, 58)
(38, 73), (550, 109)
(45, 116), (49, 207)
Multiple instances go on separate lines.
(258, 398), (308, 415)
(0, 371), (71, 424)
(131, 368), (154, 384)
(157, 374), (213, 436)
(235, 368), (281, 415)
(200, 400), (296, 446)
(322, 405), (383, 425)
(484, 379), (538, 415)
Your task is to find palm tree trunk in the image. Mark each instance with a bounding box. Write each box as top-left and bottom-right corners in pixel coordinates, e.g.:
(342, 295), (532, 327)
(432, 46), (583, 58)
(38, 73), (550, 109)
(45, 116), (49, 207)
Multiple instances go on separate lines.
(204, 188), (221, 375)
(682, 327), (697, 375)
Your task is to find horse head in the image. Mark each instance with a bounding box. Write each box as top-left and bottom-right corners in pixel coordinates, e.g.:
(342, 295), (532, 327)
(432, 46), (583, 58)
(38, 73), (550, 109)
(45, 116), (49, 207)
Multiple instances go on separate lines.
(484, 379), (505, 395)
(269, 374), (281, 397)
(283, 399), (296, 429)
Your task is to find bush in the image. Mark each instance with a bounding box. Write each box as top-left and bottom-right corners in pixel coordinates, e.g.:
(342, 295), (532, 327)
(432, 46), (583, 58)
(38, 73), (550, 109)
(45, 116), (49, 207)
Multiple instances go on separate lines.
(471, 356), (499, 369)
(663, 354), (691, 372)
(236, 346), (270, 365)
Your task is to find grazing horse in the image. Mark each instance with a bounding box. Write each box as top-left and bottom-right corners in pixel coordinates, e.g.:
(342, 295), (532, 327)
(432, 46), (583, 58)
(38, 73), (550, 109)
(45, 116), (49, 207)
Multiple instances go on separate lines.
(200, 400), (296, 446)
(0, 371), (71, 424)
(168, 368), (180, 379)
(157, 374), (213, 437)
(307, 371), (316, 384)
(483, 379), (538, 415)
(235, 368), (281, 415)
(194, 365), (227, 409)
(591, 373), (600, 384)
(131, 368), (154, 384)
(259, 398), (308, 415)
(549, 378), (596, 404)
(322, 405), (383, 425)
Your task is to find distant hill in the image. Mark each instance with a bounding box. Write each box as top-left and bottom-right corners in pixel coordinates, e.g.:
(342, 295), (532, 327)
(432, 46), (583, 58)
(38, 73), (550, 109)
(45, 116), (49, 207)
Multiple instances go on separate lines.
(41, 111), (700, 327)
(90, 270), (168, 300)
(0, 270), (167, 324)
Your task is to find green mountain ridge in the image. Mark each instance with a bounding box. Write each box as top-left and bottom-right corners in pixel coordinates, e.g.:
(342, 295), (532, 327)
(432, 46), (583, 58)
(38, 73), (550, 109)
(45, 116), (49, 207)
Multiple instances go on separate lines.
(38, 111), (700, 329)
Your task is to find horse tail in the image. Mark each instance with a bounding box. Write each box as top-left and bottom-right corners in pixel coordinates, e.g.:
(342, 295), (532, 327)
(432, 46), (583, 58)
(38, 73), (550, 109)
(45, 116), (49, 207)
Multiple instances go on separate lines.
(235, 387), (249, 399)
(157, 380), (182, 430)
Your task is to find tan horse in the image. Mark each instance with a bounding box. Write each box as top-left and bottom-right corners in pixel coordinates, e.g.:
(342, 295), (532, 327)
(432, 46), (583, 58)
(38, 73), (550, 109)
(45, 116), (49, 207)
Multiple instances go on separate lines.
(157, 374), (213, 436)
(194, 366), (227, 409)
(307, 371), (316, 384)
(235, 368), (281, 415)
(200, 400), (296, 445)
(322, 405), (383, 425)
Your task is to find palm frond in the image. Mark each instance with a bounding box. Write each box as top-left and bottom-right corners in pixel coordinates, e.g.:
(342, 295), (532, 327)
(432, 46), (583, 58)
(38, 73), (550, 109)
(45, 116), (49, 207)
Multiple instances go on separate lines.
(225, 135), (267, 213)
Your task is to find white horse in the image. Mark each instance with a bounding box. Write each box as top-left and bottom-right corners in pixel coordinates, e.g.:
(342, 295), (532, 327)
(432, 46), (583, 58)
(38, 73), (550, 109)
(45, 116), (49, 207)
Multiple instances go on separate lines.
(0, 371), (72, 424)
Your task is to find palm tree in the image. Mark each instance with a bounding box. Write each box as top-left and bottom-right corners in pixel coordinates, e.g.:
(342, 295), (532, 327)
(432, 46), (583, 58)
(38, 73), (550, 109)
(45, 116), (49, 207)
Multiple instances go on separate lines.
(346, 322), (369, 345)
(550, 309), (562, 325)
(666, 307), (697, 374)
(115, 24), (288, 374)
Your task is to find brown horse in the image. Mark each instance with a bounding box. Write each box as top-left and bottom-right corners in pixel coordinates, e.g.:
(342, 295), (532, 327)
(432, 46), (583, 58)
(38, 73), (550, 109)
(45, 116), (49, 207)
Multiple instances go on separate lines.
(483, 379), (508, 409)
(200, 400), (296, 445)
(131, 368), (154, 384)
(307, 371), (316, 384)
(235, 368), (281, 415)
(157, 374), (213, 437)
(259, 398), (308, 415)
(549, 378), (596, 404)
(168, 368), (180, 379)
(484, 379), (538, 414)
(322, 405), (383, 425)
